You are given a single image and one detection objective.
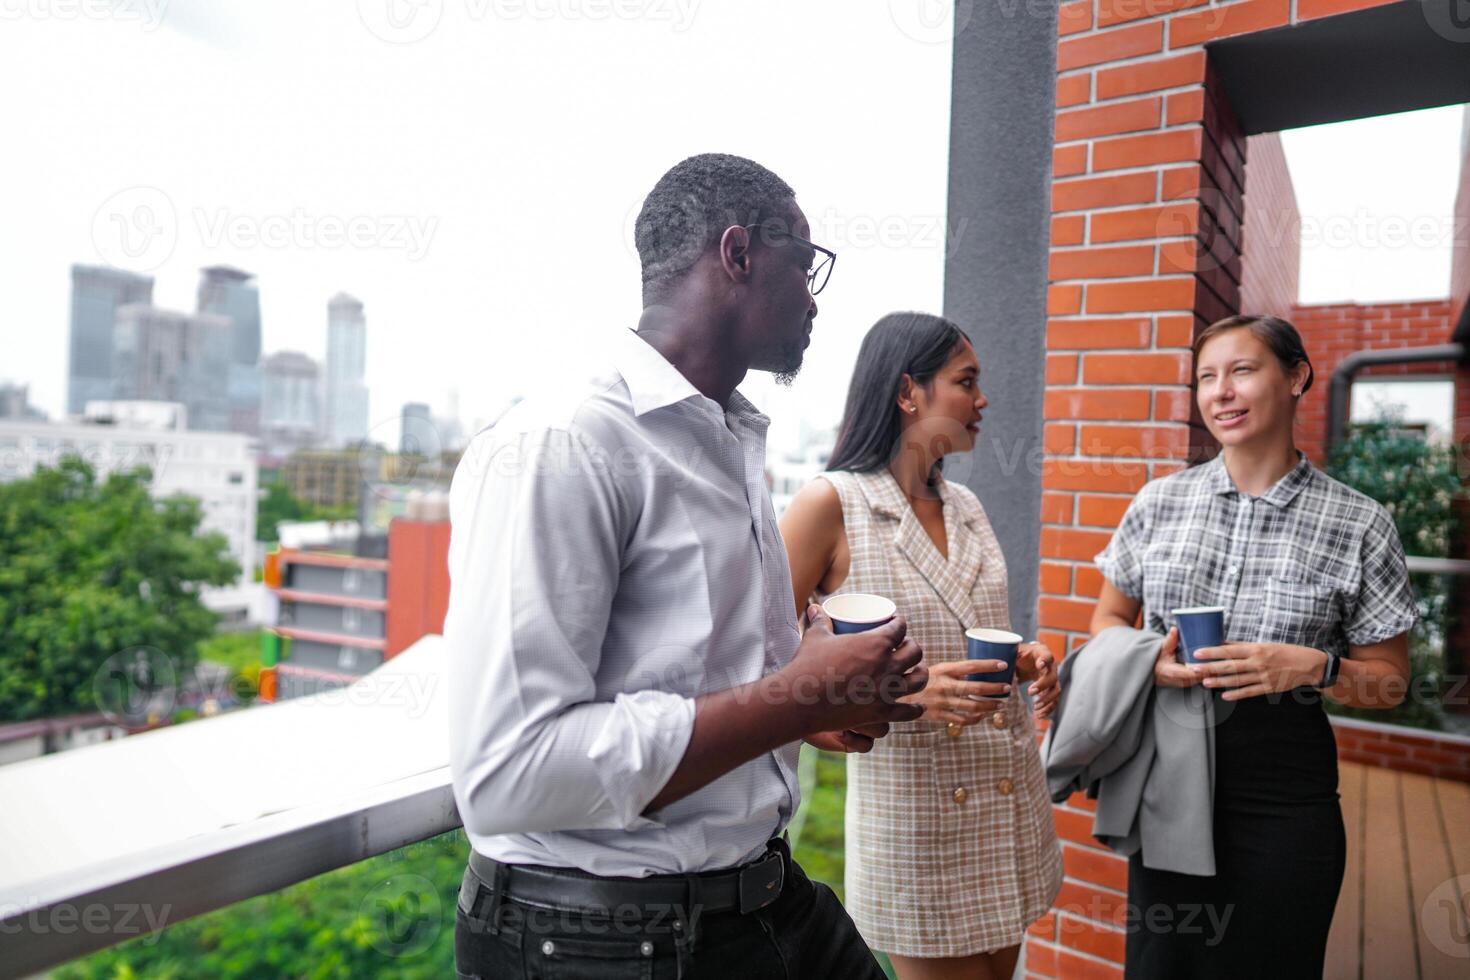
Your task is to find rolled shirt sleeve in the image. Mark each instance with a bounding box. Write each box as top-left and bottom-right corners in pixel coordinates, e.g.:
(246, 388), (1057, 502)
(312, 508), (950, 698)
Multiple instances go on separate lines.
(1344, 506), (1419, 647)
(1094, 489), (1150, 600)
(445, 425), (696, 838)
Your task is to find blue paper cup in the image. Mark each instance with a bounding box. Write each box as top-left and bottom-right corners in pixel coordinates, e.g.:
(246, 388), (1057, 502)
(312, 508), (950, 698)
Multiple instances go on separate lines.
(965, 627), (1021, 700)
(1172, 606), (1225, 665)
(822, 593), (896, 635)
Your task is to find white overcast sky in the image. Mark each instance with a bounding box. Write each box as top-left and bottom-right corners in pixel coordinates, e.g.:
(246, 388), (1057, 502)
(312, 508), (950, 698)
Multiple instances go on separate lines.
(0, 1), (1464, 455)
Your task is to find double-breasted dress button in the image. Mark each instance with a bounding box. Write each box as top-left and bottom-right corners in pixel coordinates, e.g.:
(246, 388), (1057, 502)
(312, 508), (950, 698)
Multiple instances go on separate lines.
(992, 712), (1007, 730)
(997, 778), (1015, 796)
(953, 787), (968, 805)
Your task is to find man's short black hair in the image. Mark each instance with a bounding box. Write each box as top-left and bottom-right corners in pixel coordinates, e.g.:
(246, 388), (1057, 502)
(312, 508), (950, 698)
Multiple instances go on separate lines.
(634, 153), (796, 302)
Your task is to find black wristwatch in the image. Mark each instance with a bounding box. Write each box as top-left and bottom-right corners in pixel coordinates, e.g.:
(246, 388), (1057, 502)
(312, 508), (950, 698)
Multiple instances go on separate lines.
(1314, 652), (1341, 690)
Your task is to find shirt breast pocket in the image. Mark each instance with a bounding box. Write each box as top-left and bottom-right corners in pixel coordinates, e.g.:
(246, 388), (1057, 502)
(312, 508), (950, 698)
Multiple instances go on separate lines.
(1141, 558), (1195, 628)
(1259, 577), (1339, 650)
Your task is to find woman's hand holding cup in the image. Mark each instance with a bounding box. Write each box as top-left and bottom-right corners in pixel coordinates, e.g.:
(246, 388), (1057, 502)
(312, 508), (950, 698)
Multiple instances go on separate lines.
(902, 659), (1010, 726)
(1153, 627), (1203, 688)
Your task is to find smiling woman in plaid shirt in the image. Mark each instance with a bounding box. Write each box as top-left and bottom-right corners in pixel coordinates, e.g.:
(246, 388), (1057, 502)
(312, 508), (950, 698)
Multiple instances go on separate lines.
(1090, 314), (1419, 979)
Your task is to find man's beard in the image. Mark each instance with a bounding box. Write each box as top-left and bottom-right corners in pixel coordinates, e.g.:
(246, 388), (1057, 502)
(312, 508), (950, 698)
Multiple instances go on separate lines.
(770, 338), (805, 387)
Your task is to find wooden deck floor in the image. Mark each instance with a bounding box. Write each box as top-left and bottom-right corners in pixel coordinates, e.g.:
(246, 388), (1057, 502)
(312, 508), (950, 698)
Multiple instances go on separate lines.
(1327, 762), (1470, 979)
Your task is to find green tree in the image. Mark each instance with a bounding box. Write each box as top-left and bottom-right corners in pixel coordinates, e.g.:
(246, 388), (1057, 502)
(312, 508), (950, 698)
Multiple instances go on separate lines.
(1328, 420), (1465, 730)
(0, 457), (238, 722)
(256, 479), (356, 542)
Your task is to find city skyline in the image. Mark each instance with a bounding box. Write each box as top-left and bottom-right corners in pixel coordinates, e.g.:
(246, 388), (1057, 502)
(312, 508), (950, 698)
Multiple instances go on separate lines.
(1, 5), (1464, 461)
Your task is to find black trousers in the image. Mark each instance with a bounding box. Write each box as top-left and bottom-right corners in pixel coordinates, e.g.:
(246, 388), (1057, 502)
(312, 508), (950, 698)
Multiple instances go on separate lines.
(454, 839), (886, 979)
(1126, 692), (1346, 979)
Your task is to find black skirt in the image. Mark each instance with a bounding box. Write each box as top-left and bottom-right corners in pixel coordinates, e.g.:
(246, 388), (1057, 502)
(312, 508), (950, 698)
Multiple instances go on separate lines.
(1125, 690), (1346, 979)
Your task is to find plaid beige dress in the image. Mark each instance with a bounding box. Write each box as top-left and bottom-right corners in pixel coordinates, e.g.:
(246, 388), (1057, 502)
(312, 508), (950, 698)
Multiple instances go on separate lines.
(815, 469), (1062, 958)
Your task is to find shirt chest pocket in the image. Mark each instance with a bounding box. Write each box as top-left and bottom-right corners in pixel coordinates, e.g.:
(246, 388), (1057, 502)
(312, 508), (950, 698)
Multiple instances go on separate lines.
(1259, 577), (1340, 650)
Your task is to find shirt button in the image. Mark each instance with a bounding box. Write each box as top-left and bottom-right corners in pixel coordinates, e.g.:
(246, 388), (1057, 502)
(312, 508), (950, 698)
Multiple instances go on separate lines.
(542, 941), (556, 956)
(997, 778), (1015, 796)
(641, 941), (654, 957)
(1228, 566), (1239, 576)
(946, 722), (961, 738)
(953, 787), (968, 805)
(992, 713), (1008, 730)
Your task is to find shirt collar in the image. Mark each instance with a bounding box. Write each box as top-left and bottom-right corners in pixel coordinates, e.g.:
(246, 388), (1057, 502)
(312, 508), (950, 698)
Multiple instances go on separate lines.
(613, 328), (708, 417)
(1208, 451), (1314, 508)
(612, 328), (769, 431)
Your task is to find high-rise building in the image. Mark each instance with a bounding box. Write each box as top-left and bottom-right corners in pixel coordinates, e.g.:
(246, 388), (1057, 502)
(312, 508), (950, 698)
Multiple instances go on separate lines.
(112, 304), (233, 432)
(197, 266), (262, 437)
(325, 293), (369, 448)
(0, 382), (46, 421)
(66, 265), (154, 416)
(400, 402), (433, 455)
(260, 351), (323, 461)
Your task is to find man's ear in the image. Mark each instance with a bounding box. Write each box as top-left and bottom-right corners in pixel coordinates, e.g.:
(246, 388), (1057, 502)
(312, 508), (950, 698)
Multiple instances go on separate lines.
(718, 224), (753, 283)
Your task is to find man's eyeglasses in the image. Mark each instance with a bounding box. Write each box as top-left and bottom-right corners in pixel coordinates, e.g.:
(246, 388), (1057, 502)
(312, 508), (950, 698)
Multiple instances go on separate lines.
(743, 224), (837, 296)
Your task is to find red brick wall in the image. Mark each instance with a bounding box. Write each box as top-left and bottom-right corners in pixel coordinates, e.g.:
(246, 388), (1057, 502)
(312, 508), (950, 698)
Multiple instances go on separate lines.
(1333, 718), (1470, 783)
(1450, 107), (1470, 325)
(1238, 132), (1300, 319)
(1289, 300), (1460, 464)
(1039, 2), (1409, 975)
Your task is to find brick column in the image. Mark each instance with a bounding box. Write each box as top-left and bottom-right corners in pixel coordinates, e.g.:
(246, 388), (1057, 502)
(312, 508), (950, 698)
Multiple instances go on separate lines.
(1029, 1), (1416, 975)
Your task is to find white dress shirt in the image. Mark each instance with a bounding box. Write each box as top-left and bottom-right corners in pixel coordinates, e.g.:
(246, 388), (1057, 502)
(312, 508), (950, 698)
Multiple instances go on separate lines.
(445, 328), (802, 876)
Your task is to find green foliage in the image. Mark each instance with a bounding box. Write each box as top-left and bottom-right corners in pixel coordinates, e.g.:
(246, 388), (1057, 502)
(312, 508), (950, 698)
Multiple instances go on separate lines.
(1327, 421), (1465, 731)
(0, 457), (238, 723)
(1327, 421), (1462, 558)
(197, 630), (264, 705)
(54, 831), (472, 979)
(199, 630), (263, 675)
(792, 749), (850, 901)
(256, 481), (356, 543)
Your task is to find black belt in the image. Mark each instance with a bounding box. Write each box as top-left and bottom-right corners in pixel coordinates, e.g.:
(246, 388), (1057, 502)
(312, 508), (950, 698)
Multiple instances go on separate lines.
(464, 839), (787, 919)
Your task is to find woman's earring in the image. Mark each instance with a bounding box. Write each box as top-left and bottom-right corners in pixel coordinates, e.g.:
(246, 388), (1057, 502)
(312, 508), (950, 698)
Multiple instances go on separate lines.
(908, 406), (917, 414)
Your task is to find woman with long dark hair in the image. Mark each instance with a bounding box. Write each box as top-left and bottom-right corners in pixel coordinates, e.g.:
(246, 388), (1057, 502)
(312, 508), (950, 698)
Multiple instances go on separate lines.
(1090, 315), (1417, 977)
(780, 312), (1062, 980)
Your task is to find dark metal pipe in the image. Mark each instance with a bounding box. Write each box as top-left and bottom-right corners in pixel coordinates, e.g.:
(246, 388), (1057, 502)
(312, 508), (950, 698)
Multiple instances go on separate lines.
(1325, 343), (1466, 455)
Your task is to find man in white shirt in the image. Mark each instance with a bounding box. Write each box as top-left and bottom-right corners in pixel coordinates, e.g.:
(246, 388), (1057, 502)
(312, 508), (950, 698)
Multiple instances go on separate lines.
(447, 153), (929, 978)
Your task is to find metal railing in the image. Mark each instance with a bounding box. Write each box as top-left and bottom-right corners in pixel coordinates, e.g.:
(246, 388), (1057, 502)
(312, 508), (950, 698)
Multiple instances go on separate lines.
(0, 772), (460, 979)
(0, 635), (455, 979)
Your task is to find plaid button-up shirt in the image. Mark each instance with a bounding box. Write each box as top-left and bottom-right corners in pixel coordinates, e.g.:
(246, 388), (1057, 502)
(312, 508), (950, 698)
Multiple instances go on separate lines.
(1095, 452), (1418, 659)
